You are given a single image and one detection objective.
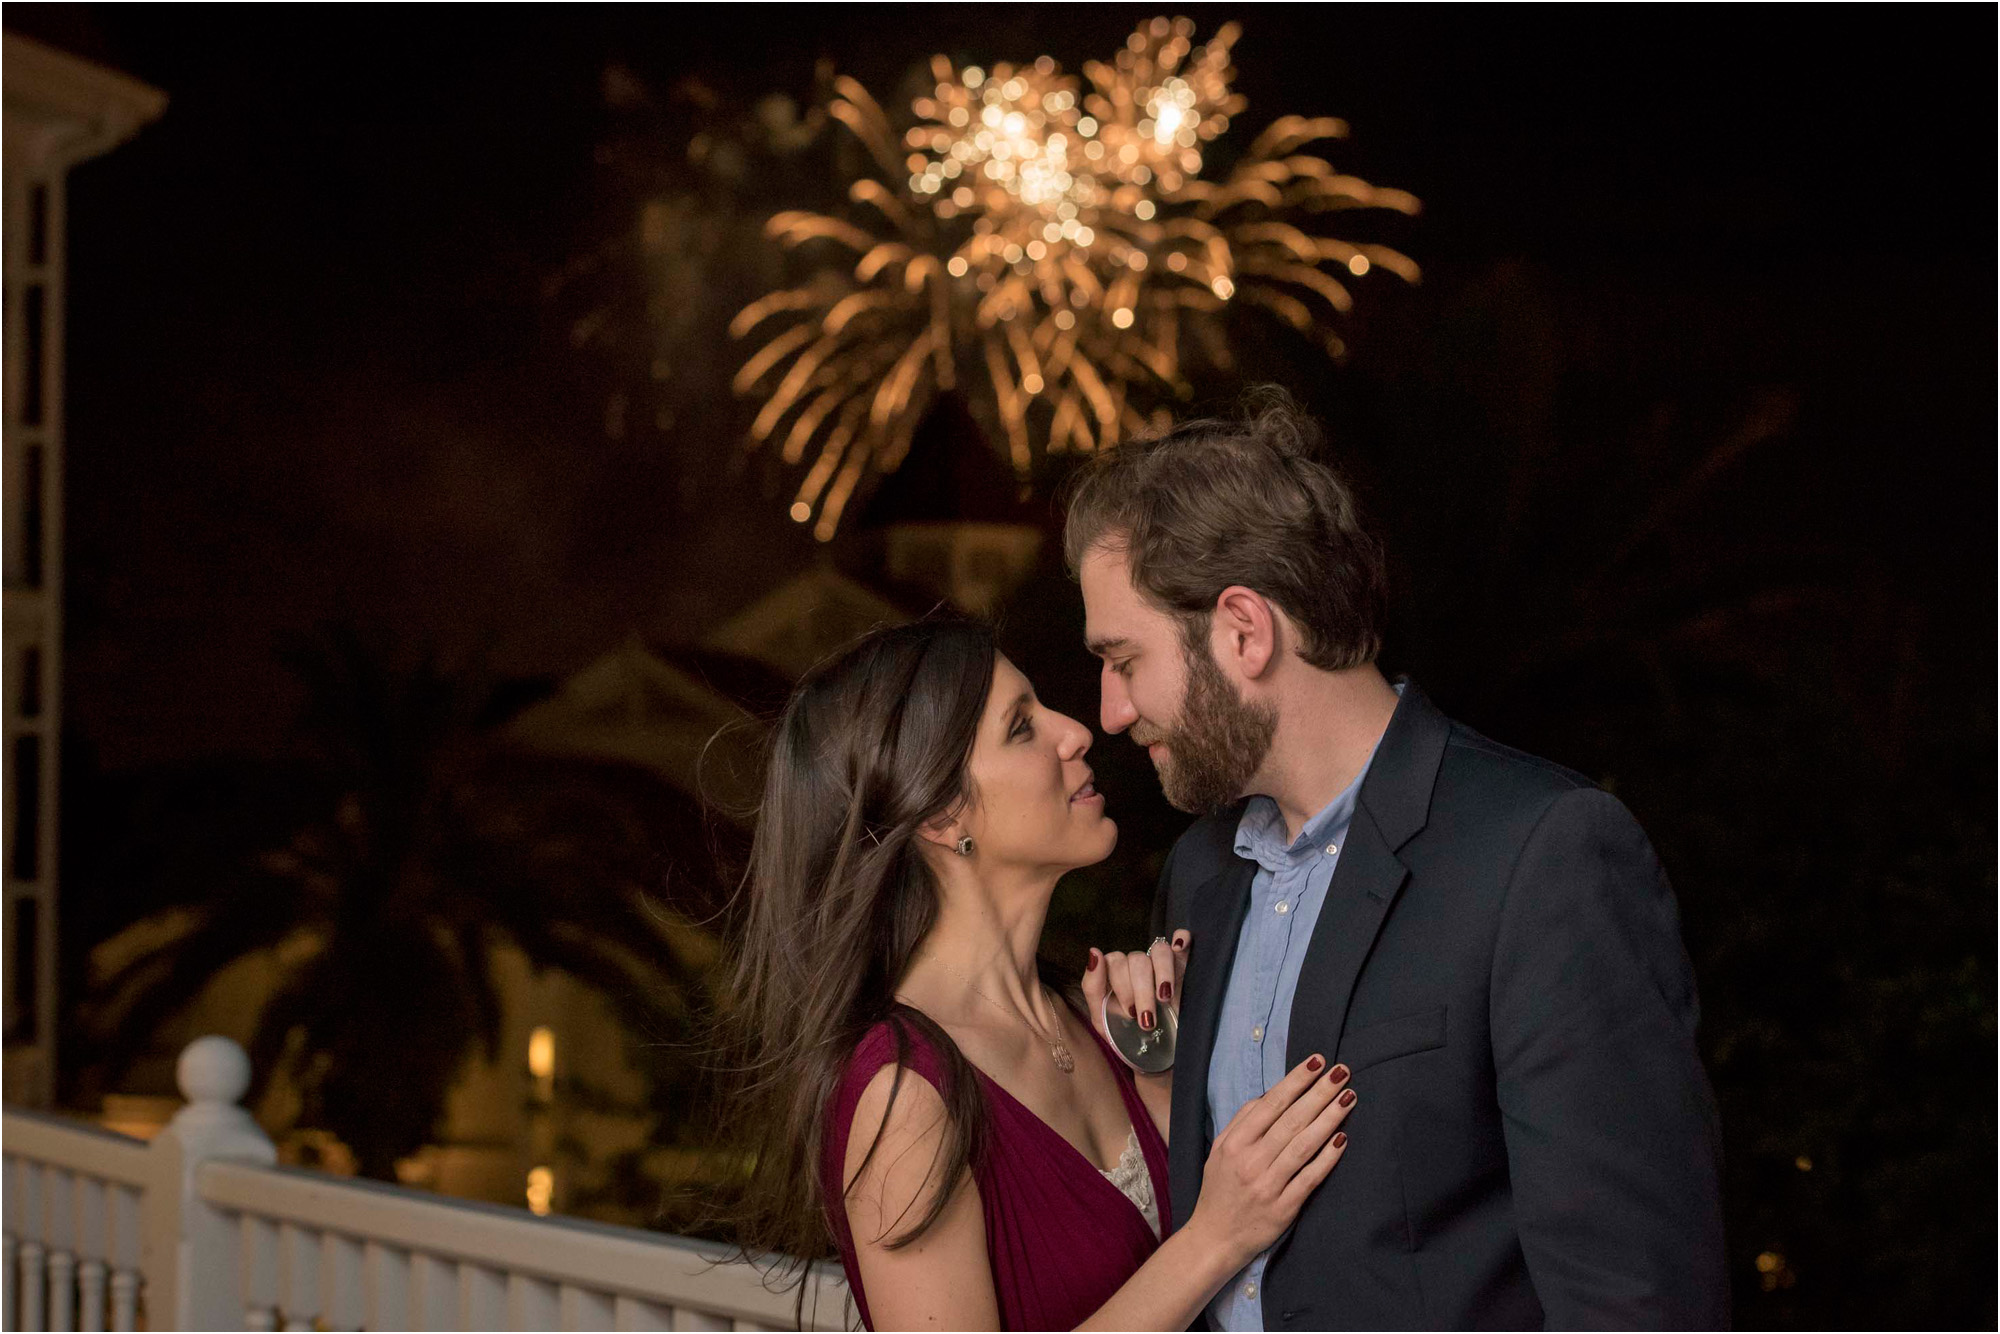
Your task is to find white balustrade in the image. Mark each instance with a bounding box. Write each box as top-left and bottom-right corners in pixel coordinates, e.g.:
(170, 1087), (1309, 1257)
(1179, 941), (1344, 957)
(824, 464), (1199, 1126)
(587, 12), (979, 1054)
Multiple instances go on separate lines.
(4, 1095), (150, 1331)
(3, 1034), (853, 1331)
(197, 1159), (850, 1329)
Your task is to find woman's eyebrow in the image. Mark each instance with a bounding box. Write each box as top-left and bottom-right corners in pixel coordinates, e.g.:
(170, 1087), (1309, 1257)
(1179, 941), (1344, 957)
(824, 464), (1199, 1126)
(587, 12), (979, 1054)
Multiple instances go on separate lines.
(998, 689), (1034, 726)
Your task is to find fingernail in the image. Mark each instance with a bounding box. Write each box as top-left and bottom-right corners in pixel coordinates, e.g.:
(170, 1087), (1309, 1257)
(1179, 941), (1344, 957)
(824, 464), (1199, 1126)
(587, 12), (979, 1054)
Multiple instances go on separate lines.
(1141, 1009), (1154, 1029)
(1327, 1064), (1349, 1085)
(1338, 1088), (1357, 1107)
(1306, 1055), (1324, 1072)
(1333, 1131), (1347, 1149)
(1158, 981), (1172, 1001)
(1172, 936), (1187, 951)
(1127, 1003), (1137, 1020)
(1086, 949), (1099, 972)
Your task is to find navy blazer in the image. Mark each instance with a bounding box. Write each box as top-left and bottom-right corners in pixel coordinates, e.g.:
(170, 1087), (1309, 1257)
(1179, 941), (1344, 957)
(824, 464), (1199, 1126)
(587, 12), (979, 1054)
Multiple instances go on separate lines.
(1154, 680), (1729, 1330)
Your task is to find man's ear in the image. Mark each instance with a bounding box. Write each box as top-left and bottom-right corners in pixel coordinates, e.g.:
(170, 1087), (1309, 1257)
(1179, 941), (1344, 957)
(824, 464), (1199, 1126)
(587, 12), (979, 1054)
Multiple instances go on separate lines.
(1213, 586), (1280, 680)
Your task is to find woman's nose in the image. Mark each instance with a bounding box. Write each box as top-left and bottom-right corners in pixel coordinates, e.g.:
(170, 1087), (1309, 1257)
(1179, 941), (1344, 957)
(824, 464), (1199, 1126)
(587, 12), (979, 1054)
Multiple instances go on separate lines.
(1057, 714), (1092, 760)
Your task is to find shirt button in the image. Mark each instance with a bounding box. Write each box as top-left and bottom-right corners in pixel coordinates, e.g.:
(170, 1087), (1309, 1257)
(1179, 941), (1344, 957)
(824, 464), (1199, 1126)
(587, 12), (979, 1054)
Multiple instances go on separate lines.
(1243, 1281), (1258, 1300)
(1251, 1024), (1264, 1042)
(1325, 842), (1338, 856)
(1274, 900), (1290, 915)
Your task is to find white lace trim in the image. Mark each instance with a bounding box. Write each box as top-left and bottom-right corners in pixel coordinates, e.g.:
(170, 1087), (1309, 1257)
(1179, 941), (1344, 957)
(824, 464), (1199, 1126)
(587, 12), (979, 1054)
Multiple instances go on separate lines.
(1099, 1128), (1161, 1238)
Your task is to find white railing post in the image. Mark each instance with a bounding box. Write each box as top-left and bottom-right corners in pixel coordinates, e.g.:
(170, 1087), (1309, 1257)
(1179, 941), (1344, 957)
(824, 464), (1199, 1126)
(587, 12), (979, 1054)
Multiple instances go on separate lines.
(143, 1037), (276, 1331)
(45, 1169), (75, 1331)
(16, 1240), (43, 1332)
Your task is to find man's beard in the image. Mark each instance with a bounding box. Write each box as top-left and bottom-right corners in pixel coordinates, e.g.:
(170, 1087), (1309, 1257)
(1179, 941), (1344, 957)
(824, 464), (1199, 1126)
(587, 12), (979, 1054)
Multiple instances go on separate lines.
(1141, 636), (1278, 815)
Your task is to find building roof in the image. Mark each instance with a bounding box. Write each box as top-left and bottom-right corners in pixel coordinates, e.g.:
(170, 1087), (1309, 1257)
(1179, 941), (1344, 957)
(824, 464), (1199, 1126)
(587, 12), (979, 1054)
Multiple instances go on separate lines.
(699, 564), (911, 680)
(508, 565), (925, 818)
(503, 638), (762, 816)
(3, 33), (165, 170)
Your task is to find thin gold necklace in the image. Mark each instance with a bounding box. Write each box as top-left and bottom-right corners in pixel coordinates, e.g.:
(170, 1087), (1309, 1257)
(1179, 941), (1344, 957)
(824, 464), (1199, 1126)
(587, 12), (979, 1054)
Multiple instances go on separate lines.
(970, 979), (1076, 1074)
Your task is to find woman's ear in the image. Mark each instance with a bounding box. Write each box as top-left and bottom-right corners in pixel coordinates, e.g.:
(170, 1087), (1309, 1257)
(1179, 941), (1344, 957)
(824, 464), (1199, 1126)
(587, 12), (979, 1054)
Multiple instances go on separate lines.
(916, 802), (966, 855)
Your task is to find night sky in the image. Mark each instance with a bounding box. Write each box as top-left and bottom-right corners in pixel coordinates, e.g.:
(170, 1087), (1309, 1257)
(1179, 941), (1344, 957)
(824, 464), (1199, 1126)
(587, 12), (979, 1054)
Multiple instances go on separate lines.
(7, 5), (1995, 1326)
(11, 4), (1988, 767)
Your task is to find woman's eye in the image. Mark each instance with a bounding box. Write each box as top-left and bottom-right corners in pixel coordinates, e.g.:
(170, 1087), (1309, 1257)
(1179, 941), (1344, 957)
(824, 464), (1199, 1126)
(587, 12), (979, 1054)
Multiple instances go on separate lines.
(1010, 717), (1034, 741)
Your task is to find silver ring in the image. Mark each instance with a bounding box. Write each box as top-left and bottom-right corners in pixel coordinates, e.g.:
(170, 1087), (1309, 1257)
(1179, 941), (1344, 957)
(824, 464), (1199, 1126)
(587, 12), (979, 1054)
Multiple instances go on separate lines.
(1149, 936), (1170, 950)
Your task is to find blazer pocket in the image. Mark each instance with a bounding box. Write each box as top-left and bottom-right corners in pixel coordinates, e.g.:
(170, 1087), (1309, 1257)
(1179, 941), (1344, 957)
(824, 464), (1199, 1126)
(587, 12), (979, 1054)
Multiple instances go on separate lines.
(1338, 1005), (1447, 1075)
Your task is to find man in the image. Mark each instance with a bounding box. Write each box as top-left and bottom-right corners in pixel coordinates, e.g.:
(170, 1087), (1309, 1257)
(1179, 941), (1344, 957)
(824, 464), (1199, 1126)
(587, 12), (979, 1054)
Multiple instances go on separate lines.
(1068, 389), (1729, 1329)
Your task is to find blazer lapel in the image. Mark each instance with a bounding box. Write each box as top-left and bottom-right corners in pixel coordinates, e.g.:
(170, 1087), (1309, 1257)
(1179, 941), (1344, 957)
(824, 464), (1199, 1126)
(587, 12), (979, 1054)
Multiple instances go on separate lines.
(1284, 804), (1409, 1069)
(1165, 856), (1253, 1236)
(1285, 679), (1451, 1070)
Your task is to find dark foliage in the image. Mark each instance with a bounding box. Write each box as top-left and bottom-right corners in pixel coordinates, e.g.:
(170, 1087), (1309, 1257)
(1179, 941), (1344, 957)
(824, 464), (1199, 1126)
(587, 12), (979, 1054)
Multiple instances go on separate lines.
(69, 626), (726, 1181)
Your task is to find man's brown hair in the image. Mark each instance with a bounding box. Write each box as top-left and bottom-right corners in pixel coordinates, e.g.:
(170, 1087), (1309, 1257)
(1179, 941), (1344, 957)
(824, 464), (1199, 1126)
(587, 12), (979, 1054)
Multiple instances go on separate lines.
(1061, 386), (1387, 670)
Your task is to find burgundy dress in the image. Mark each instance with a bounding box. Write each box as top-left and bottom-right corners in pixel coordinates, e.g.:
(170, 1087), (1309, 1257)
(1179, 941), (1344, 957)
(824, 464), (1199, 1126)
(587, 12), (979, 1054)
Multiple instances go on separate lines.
(822, 1010), (1175, 1330)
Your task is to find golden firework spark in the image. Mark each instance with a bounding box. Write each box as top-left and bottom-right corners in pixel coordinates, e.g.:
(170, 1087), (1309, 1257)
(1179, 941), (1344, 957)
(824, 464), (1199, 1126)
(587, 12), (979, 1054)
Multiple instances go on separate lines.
(1082, 16), (1244, 196)
(733, 17), (1419, 540)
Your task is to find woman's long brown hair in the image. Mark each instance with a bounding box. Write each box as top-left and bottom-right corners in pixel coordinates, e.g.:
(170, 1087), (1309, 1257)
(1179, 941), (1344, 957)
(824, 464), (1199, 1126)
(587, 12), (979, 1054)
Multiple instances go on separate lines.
(714, 619), (1006, 1302)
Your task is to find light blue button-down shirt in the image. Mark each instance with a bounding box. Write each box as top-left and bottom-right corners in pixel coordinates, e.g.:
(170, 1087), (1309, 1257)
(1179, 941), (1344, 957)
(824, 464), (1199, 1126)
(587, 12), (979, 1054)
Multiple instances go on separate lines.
(1203, 716), (1389, 1331)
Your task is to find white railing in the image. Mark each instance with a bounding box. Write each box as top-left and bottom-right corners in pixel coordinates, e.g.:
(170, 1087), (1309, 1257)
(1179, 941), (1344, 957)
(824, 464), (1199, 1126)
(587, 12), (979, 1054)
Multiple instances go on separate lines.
(2, 1111), (148, 1331)
(2, 1037), (852, 1331)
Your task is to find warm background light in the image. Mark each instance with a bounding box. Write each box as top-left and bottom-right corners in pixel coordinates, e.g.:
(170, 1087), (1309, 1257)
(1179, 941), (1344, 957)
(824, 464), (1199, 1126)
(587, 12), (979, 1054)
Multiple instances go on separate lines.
(526, 1165), (554, 1216)
(730, 15), (1421, 537)
(527, 1025), (556, 1081)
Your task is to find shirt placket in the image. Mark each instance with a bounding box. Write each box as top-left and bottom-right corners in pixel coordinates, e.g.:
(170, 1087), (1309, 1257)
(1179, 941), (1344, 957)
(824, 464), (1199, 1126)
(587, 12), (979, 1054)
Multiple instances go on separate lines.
(1239, 855), (1312, 1314)
(1259, 856), (1309, 1089)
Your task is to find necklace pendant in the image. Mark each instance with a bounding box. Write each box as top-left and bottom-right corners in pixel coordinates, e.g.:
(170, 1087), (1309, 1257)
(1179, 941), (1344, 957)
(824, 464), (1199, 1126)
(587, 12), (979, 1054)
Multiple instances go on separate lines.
(1049, 1040), (1076, 1074)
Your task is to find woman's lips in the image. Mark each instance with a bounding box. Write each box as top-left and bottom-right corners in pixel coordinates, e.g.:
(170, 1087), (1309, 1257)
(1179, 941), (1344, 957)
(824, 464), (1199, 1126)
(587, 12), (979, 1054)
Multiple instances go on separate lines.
(1070, 781), (1102, 804)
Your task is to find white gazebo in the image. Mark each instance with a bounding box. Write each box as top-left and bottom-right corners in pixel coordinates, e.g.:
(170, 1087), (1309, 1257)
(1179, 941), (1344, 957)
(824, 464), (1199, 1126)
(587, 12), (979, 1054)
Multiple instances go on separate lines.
(3, 35), (166, 1108)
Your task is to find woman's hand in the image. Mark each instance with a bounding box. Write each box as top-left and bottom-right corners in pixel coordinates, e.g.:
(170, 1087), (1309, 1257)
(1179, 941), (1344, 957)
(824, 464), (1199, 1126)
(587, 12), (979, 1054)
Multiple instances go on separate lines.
(1183, 1054), (1357, 1271)
(1082, 929), (1190, 1043)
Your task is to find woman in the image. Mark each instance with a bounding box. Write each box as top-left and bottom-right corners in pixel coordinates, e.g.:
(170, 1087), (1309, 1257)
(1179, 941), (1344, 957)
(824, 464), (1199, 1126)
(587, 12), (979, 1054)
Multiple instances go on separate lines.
(723, 620), (1357, 1329)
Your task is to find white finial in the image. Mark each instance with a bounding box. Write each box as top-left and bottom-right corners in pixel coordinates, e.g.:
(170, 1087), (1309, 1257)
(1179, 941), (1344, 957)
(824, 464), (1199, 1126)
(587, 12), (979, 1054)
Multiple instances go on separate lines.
(176, 1035), (252, 1106)
(157, 1035), (276, 1331)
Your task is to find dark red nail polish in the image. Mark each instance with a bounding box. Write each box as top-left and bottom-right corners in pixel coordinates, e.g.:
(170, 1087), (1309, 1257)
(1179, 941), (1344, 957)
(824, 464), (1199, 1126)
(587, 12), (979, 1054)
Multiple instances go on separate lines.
(1333, 1131), (1347, 1149)
(1141, 1010), (1154, 1029)
(1338, 1088), (1357, 1107)
(1328, 1064), (1349, 1084)
(1306, 1055), (1324, 1072)
(1086, 950), (1099, 972)
(1159, 981), (1172, 1001)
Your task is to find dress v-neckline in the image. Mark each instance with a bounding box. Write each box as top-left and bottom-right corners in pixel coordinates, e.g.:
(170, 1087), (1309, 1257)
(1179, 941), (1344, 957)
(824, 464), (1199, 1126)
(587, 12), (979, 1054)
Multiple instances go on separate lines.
(961, 1000), (1165, 1231)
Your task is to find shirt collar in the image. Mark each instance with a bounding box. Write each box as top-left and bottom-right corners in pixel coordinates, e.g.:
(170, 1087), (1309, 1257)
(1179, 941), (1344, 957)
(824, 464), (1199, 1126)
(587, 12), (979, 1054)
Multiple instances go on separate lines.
(1231, 682), (1402, 875)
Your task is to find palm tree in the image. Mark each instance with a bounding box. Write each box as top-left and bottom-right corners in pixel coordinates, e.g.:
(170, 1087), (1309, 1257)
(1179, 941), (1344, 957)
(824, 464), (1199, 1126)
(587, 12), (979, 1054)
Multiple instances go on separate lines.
(83, 624), (726, 1183)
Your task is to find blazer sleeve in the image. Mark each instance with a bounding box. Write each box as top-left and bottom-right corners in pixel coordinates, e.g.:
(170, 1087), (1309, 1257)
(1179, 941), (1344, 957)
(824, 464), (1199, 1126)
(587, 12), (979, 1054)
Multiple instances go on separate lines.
(1489, 787), (1731, 1329)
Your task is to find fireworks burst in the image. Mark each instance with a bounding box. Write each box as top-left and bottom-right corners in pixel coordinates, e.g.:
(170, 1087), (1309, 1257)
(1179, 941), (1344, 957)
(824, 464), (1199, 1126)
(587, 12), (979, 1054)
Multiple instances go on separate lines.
(732, 16), (1419, 539)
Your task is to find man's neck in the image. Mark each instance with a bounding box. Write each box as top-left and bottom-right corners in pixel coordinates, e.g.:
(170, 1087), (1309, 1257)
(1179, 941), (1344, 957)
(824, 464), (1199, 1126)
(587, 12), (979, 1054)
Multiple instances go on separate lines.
(1251, 664), (1402, 843)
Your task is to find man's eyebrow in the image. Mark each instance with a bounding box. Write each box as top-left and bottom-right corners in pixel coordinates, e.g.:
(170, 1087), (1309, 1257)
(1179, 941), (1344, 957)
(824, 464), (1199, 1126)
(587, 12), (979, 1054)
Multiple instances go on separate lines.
(1085, 635), (1131, 658)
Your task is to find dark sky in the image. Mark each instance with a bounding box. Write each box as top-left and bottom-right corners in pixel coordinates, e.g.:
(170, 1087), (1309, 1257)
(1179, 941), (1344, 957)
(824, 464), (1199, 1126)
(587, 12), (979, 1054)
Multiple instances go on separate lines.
(7, 4), (1993, 768)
